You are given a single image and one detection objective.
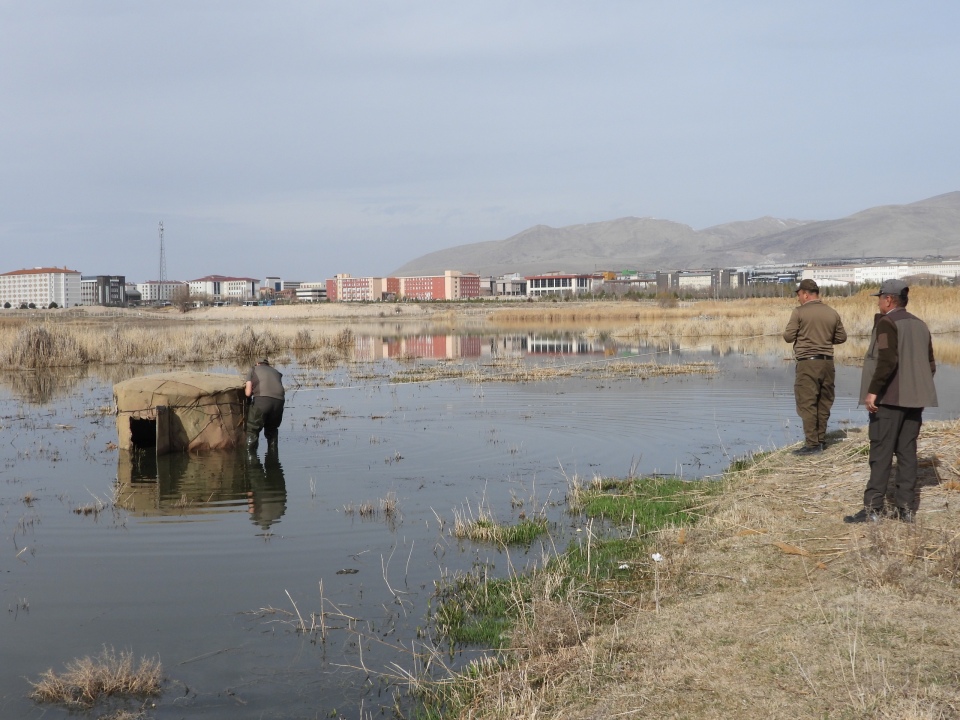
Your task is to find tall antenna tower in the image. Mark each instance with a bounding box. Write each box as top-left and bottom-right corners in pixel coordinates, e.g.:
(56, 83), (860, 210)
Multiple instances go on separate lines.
(158, 221), (167, 283)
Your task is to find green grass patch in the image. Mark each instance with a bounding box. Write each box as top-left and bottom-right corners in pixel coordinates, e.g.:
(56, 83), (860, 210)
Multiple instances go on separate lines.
(568, 475), (705, 528)
(431, 570), (522, 649)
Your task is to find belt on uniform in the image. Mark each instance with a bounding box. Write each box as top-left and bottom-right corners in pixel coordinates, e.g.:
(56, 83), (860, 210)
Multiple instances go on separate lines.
(797, 355), (832, 361)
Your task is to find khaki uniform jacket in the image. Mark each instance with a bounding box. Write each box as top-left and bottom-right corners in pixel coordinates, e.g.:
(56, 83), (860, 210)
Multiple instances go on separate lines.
(783, 300), (847, 359)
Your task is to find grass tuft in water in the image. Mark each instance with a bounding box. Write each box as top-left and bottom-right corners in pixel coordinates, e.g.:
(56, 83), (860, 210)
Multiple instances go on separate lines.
(28, 646), (162, 708)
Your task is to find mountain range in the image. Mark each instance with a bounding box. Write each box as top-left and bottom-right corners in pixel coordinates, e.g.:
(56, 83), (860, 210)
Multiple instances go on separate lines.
(391, 192), (960, 277)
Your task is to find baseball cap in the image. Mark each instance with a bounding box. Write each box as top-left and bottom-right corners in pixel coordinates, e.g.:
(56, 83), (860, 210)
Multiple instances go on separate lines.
(871, 279), (908, 296)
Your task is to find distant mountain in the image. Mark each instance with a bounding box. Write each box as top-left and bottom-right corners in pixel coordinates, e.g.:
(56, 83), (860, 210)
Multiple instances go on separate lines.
(390, 192), (960, 277)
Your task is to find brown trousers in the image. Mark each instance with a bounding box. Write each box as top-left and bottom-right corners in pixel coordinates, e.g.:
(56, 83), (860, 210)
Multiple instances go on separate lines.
(794, 359), (835, 447)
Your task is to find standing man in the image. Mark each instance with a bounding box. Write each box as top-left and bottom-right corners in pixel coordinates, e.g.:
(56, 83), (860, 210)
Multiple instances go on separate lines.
(245, 357), (285, 451)
(844, 280), (937, 523)
(783, 279), (847, 455)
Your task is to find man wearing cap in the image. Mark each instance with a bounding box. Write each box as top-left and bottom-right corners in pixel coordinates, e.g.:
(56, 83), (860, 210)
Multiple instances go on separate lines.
(245, 358), (285, 451)
(844, 279), (937, 524)
(783, 278), (847, 454)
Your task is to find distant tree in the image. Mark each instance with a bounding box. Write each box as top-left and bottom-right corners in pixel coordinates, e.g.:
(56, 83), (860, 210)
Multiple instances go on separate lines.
(170, 285), (192, 313)
(48, 301), (58, 309)
(27, 302), (36, 309)
(3, 302), (10, 309)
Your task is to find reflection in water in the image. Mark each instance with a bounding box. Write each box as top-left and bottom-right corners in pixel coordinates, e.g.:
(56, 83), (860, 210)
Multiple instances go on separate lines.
(0, 368), (89, 404)
(246, 446), (287, 530)
(116, 448), (287, 528)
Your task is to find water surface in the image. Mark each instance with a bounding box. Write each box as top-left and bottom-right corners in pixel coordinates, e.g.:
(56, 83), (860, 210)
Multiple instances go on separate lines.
(2, 331), (958, 719)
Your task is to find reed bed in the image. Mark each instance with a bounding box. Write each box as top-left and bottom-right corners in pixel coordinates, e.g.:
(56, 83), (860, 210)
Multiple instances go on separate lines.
(0, 321), (355, 368)
(491, 287), (960, 340)
(29, 647), (162, 709)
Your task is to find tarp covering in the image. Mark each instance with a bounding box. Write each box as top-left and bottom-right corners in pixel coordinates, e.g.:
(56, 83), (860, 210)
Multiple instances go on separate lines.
(114, 371), (246, 453)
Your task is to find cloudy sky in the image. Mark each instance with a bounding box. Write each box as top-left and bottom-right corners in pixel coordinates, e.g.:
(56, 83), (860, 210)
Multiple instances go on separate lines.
(1, 2), (957, 282)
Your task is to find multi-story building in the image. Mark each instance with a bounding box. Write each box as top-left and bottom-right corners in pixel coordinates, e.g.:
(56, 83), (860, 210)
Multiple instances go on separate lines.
(325, 274), (389, 302)
(137, 280), (189, 303)
(80, 275), (126, 306)
(326, 271), (481, 302)
(0, 267), (82, 308)
(396, 271), (481, 300)
(188, 275), (260, 302)
(295, 282), (327, 302)
(656, 269), (744, 294)
(525, 272), (604, 297)
(801, 260), (960, 287)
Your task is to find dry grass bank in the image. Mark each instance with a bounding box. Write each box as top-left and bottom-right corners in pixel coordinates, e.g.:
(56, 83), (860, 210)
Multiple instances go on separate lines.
(437, 420), (960, 719)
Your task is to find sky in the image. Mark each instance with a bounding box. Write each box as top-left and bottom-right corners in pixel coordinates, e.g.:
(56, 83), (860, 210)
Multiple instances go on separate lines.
(1, 2), (957, 283)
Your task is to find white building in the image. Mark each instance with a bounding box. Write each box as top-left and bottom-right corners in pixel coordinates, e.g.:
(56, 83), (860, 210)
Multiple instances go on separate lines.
(802, 260), (960, 287)
(137, 280), (189, 303)
(0, 267), (81, 308)
(295, 282), (327, 302)
(525, 272), (604, 297)
(188, 275), (260, 302)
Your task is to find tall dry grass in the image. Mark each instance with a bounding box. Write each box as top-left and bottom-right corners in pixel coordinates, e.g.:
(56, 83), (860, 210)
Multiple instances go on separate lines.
(490, 287), (960, 341)
(0, 321), (355, 368)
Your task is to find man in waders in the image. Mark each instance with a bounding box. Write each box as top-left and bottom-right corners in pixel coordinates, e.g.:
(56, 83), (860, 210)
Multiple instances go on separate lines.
(245, 358), (285, 451)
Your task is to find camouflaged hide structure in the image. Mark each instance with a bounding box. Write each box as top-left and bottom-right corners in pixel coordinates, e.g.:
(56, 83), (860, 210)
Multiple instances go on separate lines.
(114, 372), (246, 454)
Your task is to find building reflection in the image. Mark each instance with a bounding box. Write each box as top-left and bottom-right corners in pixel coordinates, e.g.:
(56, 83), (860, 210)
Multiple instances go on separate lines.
(352, 333), (623, 361)
(115, 447), (287, 529)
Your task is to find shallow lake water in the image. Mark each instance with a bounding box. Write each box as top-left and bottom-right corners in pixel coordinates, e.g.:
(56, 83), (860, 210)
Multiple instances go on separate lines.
(2, 330), (959, 719)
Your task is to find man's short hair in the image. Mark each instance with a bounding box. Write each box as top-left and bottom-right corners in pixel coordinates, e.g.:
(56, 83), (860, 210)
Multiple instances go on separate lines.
(796, 278), (819, 294)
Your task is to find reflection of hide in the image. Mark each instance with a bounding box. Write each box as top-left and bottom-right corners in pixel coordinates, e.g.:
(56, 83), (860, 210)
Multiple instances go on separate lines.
(114, 372), (245, 454)
(116, 449), (252, 515)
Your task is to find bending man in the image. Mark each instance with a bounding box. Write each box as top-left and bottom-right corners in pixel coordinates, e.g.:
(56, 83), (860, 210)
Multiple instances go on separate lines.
(245, 357), (285, 451)
(783, 279), (847, 455)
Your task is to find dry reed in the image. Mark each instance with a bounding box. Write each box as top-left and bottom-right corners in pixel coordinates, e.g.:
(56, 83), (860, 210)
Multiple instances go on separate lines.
(29, 647), (162, 708)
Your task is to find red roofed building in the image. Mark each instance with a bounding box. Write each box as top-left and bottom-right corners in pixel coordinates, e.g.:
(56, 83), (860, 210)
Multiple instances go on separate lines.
(0, 267), (82, 307)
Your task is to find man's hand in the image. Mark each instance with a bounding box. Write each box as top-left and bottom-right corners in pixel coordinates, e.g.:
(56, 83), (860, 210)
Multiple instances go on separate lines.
(865, 393), (878, 413)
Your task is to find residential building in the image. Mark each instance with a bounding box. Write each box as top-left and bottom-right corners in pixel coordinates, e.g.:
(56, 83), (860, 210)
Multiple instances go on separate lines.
(80, 275), (126, 306)
(188, 275), (260, 302)
(0, 267), (81, 307)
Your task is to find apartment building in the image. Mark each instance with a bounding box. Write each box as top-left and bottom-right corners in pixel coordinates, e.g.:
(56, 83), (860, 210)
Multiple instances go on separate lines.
(0, 267), (81, 307)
